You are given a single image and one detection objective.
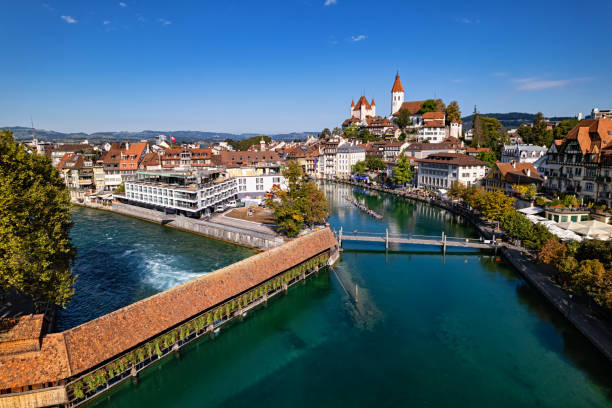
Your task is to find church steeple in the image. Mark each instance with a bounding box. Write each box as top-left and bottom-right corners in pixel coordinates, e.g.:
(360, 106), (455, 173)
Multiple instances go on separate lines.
(391, 72), (405, 115)
(391, 72), (404, 93)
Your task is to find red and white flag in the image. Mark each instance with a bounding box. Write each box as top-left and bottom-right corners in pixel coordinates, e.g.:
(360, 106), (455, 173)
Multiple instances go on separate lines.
(170, 135), (176, 142)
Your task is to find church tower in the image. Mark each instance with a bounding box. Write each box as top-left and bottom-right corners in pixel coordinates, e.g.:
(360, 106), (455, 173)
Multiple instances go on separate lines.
(391, 72), (404, 115)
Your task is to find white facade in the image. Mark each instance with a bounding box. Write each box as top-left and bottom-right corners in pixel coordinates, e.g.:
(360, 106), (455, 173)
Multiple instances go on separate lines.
(235, 174), (286, 199)
(418, 124), (448, 143)
(336, 145), (366, 178)
(449, 121), (462, 139)
(417, 154), (488, 189)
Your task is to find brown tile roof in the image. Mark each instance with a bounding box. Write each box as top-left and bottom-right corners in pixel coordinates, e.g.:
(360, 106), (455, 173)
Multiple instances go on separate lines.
(423, 120), (445, 128)
(353, 96), (372, 111)
(393, 100), (425, 115)
(391, 73), (404, 93)
(54, 144), (93, 153)
(495, 161), (543, 183)
(422, 111), (445, 120)
(0, 229), (337, 390)
(0, 333), (71, 390)
(565, 118), (612, 156)
(419, 153), (487, 166)
(466, 147), (491, 153)
(0, 315), (44, 345)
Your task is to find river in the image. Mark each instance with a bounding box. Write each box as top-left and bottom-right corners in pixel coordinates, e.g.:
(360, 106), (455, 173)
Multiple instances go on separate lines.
(70, 183), (612, 407)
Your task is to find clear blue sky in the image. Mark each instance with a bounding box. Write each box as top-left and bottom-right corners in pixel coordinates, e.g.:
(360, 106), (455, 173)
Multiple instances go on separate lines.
(1, 0), (610, 134)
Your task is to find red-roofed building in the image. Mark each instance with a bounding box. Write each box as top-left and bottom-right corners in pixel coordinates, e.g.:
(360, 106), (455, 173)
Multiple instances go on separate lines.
(161, 147), (212, 169)
(540, 118), (612, 205)
(483, 161), (543, 194)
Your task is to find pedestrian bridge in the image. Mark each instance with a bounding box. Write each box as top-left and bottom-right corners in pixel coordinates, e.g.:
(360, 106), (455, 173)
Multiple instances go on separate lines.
(336, 227), (496, 253)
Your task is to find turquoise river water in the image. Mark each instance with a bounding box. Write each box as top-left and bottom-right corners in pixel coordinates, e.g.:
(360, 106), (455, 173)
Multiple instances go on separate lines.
(65, 183), (612, 407)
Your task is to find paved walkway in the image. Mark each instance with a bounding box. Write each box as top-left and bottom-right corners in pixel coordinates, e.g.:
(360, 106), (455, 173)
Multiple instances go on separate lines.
(210, 213), (278, 236)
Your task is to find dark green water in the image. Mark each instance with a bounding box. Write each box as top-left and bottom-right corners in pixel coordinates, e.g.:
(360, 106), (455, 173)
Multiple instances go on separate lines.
(77, 183), (612, 407)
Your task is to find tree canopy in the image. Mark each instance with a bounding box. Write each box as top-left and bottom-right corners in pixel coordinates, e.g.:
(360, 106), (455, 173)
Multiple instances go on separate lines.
(266, 161), (330, 237)
(393, 108), (412, 129)
(553, 119), (579, 140)
(419, 99), (445, 114)
(343, 124), (359, 138)
(391, 154), (413, 186)
(365, 155), (385, 171)
(516, 113), (553, 147)
(0, 130), (77, 310)
(476, 151), (497, 167)
(445, 101), (462, 125)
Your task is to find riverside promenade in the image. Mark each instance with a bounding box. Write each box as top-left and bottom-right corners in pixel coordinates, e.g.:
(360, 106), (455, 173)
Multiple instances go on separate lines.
(332, 179), (612, 363)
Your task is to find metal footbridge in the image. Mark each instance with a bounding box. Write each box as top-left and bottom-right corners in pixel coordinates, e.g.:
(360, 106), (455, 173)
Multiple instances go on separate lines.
(337, 227), (496, 253)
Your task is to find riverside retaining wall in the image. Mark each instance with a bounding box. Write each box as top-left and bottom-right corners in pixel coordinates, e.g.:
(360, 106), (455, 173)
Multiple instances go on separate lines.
(74, 199), (284, 250)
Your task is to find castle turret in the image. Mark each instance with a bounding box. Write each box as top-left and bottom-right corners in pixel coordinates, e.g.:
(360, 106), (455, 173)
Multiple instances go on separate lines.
(391, 72), (404, 116)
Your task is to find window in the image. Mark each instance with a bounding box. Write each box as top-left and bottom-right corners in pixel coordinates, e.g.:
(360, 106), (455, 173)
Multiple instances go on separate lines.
(585, 183), (594, 192)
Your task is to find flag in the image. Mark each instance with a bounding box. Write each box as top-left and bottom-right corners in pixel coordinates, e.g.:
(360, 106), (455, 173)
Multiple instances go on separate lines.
(170, 135), (176, 142)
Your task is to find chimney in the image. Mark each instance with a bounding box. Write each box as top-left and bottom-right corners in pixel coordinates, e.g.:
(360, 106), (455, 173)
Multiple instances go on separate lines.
(512, 160), (516, 169)
(526, 169), (531, 177)
(125, 142), (130, 150)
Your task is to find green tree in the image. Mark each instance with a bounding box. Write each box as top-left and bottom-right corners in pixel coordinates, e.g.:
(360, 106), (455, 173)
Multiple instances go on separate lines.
(365, 156), (385, 172)
(358, 129), (379, 143)
(448, 181), (468, 199)
(419, 99), (440, 114)
(523, 223), (554, 250)
(343, 124), (359, 138)
(519, 113), (552, 146)
(476, 151), (497, 167)
(562, 194), (580, 207)
(393, 108), (412, 130)
(445, 100), (462, 125)
(351, 160), (367, 174)
(478, 190), (515, 221)
(500, 212), (533, 241)
(114, 182), (125, 194)
(575, 240), (612, 269)
(332, 127), (342, 136)
(224, 135), (272, 151)
(391, 154), (413, 186)
(553, 119), (579, 140)
(319, 128), (331, 139)
(266, 161), (330, 237)
(0, 130), (77, 310)
(571, 259), (605, 296)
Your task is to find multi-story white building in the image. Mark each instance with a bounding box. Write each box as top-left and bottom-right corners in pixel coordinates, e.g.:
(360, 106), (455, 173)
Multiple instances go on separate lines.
(501, 144), (547, 163)
(226, 167), (286, 200)
(336, 144), (366, 178)
(120, 170), (238, 217)
(417, 153), (488, 190)
(418, 121), (448, 143)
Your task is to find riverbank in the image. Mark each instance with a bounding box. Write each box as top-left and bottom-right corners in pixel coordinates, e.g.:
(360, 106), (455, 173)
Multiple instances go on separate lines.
(71, 198), (284, 250)
(331, 179), (612, 363)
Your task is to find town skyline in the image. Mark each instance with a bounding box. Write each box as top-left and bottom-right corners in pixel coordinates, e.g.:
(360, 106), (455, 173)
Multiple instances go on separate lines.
(2, 0), (610, 134)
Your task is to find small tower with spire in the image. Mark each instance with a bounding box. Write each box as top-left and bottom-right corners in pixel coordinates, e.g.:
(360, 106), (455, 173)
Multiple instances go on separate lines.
(391, 72), (405, 116)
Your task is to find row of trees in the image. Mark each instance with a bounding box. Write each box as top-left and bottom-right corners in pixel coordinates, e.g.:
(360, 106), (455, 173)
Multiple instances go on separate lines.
(500, 211), (554, 250)
(539, 239), (612, 308)
(266, 162), (330, 237)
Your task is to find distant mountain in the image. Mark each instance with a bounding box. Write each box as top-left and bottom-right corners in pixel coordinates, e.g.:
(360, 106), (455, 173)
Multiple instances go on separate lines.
(0, 127), (318, 143)
(461, 112), (574, 130)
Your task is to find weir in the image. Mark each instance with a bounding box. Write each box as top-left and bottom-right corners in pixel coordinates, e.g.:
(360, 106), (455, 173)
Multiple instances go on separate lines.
(0, 228), (339, 408)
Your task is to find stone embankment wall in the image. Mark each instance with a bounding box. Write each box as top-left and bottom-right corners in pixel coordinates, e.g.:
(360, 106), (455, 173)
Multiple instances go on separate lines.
(73, 198), (284, 250)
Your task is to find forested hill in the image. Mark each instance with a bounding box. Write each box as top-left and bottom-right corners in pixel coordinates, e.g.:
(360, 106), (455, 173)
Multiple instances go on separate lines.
(461, 112), (574, 129)
(0, 127), (318, 143)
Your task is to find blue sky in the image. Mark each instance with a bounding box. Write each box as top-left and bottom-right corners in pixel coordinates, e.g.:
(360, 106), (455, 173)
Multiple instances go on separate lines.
(1, 0), (610, 134)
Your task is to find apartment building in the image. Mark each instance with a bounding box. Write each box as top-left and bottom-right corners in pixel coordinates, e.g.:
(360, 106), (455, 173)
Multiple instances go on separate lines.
(417, 153), (488, 190)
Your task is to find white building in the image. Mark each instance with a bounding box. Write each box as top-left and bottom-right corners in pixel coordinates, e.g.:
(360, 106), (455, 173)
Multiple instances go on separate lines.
(336, 144), (366, 178)
(418, 112), (448, 143)
(592, 108), (612, 120)
(501, 144), (547, 164)
(226, 167), (286, 200)
(417, 153), (488, 190)
(120, 170), (238, 217)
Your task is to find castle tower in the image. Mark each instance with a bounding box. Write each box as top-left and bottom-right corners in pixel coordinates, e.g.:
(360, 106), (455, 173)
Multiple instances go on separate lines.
(350, 99), (355, 117)
(371, 99), (376, 117)
(391, 72), (404, 115)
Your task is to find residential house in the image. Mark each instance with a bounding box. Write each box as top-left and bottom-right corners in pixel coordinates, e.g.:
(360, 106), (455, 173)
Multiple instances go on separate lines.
(483, 161), (544, 195)
(336, 144), (366, 179)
